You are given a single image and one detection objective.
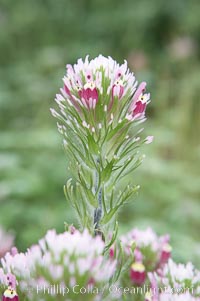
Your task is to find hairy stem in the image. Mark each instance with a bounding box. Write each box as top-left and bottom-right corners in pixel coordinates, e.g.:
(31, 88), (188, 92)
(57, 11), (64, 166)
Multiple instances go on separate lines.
(94, 158), (103, 236)
(94, 187), (102, 236)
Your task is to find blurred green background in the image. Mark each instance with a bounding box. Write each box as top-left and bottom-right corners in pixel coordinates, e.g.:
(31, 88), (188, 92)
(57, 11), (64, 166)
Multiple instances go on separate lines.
(0, 0), (200, 266)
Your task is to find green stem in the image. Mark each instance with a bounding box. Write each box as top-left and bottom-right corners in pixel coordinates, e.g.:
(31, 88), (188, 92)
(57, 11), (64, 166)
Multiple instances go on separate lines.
(94, 187), (103, 236)
(93, 158), (103, 237)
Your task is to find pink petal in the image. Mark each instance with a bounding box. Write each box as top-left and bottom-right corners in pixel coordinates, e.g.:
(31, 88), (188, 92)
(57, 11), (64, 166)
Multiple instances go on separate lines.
(145, 136), (154, 144)
(130, 81), (147, 111)
(132, 101), (146, 117)
(133, 82), (147, 102)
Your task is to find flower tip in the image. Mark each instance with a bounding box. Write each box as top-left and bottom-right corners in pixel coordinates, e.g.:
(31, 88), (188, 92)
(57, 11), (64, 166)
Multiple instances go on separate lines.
(145, 292), (152, 301)
(10, 247), (18, 256)
(145, 136), (154, 144)
(140, 81), (147, 90)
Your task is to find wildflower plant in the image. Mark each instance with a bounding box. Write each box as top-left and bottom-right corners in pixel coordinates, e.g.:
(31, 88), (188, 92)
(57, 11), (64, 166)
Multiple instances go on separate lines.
(51, 55), (152, 242)
(3, 55), (200, 301)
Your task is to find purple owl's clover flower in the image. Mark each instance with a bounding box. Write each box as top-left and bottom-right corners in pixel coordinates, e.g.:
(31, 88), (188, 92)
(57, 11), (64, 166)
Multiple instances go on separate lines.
(51, 55), (153, 238)
(52, 55), (151, 131)
(51, 55), (152, 163)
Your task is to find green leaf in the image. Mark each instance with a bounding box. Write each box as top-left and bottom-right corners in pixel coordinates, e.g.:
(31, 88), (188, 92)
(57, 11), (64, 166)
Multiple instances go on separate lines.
(101, 185), (139, 225)
(106, 120), (127, 141)
(87, 133), (99, 154)
(101, 204), (121, 225)
(101, 159), (115, 182)
(78, 168), (98, 207)
(104, 220), (118, 253)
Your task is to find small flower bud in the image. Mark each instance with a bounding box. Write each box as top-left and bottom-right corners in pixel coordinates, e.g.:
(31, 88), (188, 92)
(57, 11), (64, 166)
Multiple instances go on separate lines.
(145, 136), (154, 144)
(160, 243), (172, 264)
(68, 225), (76, 234)
(82, 121), (89, 128)
(10, 247), (18, 257)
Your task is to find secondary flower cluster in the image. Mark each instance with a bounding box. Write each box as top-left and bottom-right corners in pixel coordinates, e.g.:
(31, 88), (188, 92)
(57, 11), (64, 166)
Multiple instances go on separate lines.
(109, 227), (200, 301)
(147, 259), (200, 301)
(0, 229), (116, 301)
(1, 227), (200, 301)
(111, 227), (172, 290)
(121, 227), (172, 284)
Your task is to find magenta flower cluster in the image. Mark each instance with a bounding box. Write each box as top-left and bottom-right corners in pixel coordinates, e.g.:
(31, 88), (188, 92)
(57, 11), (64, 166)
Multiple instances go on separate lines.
(59, 55), (150, 119)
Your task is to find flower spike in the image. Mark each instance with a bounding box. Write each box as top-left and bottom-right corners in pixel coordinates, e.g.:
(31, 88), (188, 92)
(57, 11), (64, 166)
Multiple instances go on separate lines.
(51, 55), (152, 238)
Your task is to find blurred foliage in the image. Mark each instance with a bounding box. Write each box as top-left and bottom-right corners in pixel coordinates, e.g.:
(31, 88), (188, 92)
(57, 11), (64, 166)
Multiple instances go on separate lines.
(0, 0), (199, 267)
